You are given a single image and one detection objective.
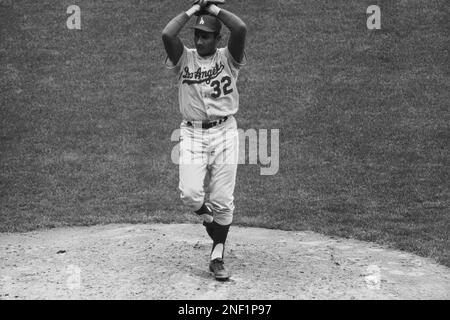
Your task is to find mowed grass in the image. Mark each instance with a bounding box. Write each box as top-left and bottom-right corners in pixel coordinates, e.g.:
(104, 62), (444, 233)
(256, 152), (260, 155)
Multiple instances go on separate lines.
(1, 0), (449, 266)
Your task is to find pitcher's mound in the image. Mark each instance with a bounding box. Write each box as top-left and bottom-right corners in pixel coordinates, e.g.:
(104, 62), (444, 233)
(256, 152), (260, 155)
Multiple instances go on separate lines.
(0, 223), (449, 299)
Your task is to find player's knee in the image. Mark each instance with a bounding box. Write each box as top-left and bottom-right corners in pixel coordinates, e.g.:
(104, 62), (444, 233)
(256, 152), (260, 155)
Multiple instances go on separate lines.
(210, 194), (234, 211)
(213, 211), (233, 226)
(180, 186), (204, 210)
(209, 197), (234, 222)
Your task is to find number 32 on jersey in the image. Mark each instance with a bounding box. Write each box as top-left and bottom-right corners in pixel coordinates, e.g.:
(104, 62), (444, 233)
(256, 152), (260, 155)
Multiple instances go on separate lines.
(210, 76), (233, 98)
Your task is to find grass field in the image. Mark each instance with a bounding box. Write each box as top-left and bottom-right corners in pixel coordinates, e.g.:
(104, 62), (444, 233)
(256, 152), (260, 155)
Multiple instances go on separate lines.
(1, 0), (449, 266)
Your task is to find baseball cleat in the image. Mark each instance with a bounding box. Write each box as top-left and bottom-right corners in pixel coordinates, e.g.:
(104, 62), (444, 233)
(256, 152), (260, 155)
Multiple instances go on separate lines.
(209, 258), (230, 281)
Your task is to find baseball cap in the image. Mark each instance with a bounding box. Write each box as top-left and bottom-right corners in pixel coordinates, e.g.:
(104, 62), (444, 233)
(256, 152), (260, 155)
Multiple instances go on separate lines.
(192, 14), (222, 34)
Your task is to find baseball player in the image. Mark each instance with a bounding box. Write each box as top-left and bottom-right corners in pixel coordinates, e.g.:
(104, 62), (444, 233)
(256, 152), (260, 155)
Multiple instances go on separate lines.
(162, 0), (247, 281)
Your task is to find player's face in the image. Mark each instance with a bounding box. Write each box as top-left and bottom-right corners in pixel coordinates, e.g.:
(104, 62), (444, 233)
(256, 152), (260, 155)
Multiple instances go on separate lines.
(194, 29), (220, 57)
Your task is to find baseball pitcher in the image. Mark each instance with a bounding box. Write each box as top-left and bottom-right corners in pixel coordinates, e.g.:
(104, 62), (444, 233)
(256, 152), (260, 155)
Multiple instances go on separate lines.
(162, 0), (247, 281)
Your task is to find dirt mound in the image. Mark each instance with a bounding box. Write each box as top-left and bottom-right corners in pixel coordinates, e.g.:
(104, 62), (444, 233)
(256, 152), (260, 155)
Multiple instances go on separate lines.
(0, 223), (449, 299)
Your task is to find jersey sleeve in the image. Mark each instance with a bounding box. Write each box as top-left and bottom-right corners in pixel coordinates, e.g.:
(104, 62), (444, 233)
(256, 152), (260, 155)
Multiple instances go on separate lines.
(224, 46), (247, 73)
(164, 46), (188, 75)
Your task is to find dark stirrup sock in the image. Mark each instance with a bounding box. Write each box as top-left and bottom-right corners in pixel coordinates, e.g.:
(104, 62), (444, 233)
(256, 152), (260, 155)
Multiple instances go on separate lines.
(203, 221), (214, 240)
(195, 203), (212, 216)
(195, 202), (213, 223)
(211, 221), (231, 257)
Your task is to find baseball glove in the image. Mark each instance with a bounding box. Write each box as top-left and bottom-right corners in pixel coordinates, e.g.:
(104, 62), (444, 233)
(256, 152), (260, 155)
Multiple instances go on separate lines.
(193, 0), (225, 16)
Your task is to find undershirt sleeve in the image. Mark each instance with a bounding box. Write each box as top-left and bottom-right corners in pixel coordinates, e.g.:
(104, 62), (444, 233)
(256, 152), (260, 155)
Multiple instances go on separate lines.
(164, 46), (188, 75)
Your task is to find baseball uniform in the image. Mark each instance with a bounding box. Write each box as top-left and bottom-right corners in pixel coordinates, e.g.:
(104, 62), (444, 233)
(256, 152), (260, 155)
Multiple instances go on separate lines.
(165, 44), (246, 226)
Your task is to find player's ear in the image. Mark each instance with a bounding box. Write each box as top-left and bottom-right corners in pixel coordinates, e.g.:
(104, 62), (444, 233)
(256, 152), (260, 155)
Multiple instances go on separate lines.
(215, 33), (222, 42)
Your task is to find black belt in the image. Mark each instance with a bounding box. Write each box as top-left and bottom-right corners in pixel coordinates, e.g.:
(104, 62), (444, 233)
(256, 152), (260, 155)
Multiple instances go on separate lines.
(186, 116), (229, 129)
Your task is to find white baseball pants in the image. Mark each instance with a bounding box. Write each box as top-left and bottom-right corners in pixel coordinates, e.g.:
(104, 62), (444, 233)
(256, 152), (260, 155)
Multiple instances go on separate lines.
(178, 116), (239, 226)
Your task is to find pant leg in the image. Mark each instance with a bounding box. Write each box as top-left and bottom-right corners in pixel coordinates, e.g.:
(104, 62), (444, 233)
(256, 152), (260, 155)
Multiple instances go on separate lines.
(207, 117), (239, 226)
(178, 124), (209, 211)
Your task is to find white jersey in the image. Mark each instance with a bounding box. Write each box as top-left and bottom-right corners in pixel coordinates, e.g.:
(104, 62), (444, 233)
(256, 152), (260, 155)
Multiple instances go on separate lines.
(165, 46), (246, 121)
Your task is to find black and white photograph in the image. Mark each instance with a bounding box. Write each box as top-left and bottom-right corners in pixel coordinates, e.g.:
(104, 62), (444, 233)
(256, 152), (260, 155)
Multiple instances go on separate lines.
(0, 0), (449, 304)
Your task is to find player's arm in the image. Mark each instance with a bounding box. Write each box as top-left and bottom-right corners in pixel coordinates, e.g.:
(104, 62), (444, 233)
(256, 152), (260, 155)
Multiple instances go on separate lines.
(162, 4), (201, 65)
(207, 4), (247, 63)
